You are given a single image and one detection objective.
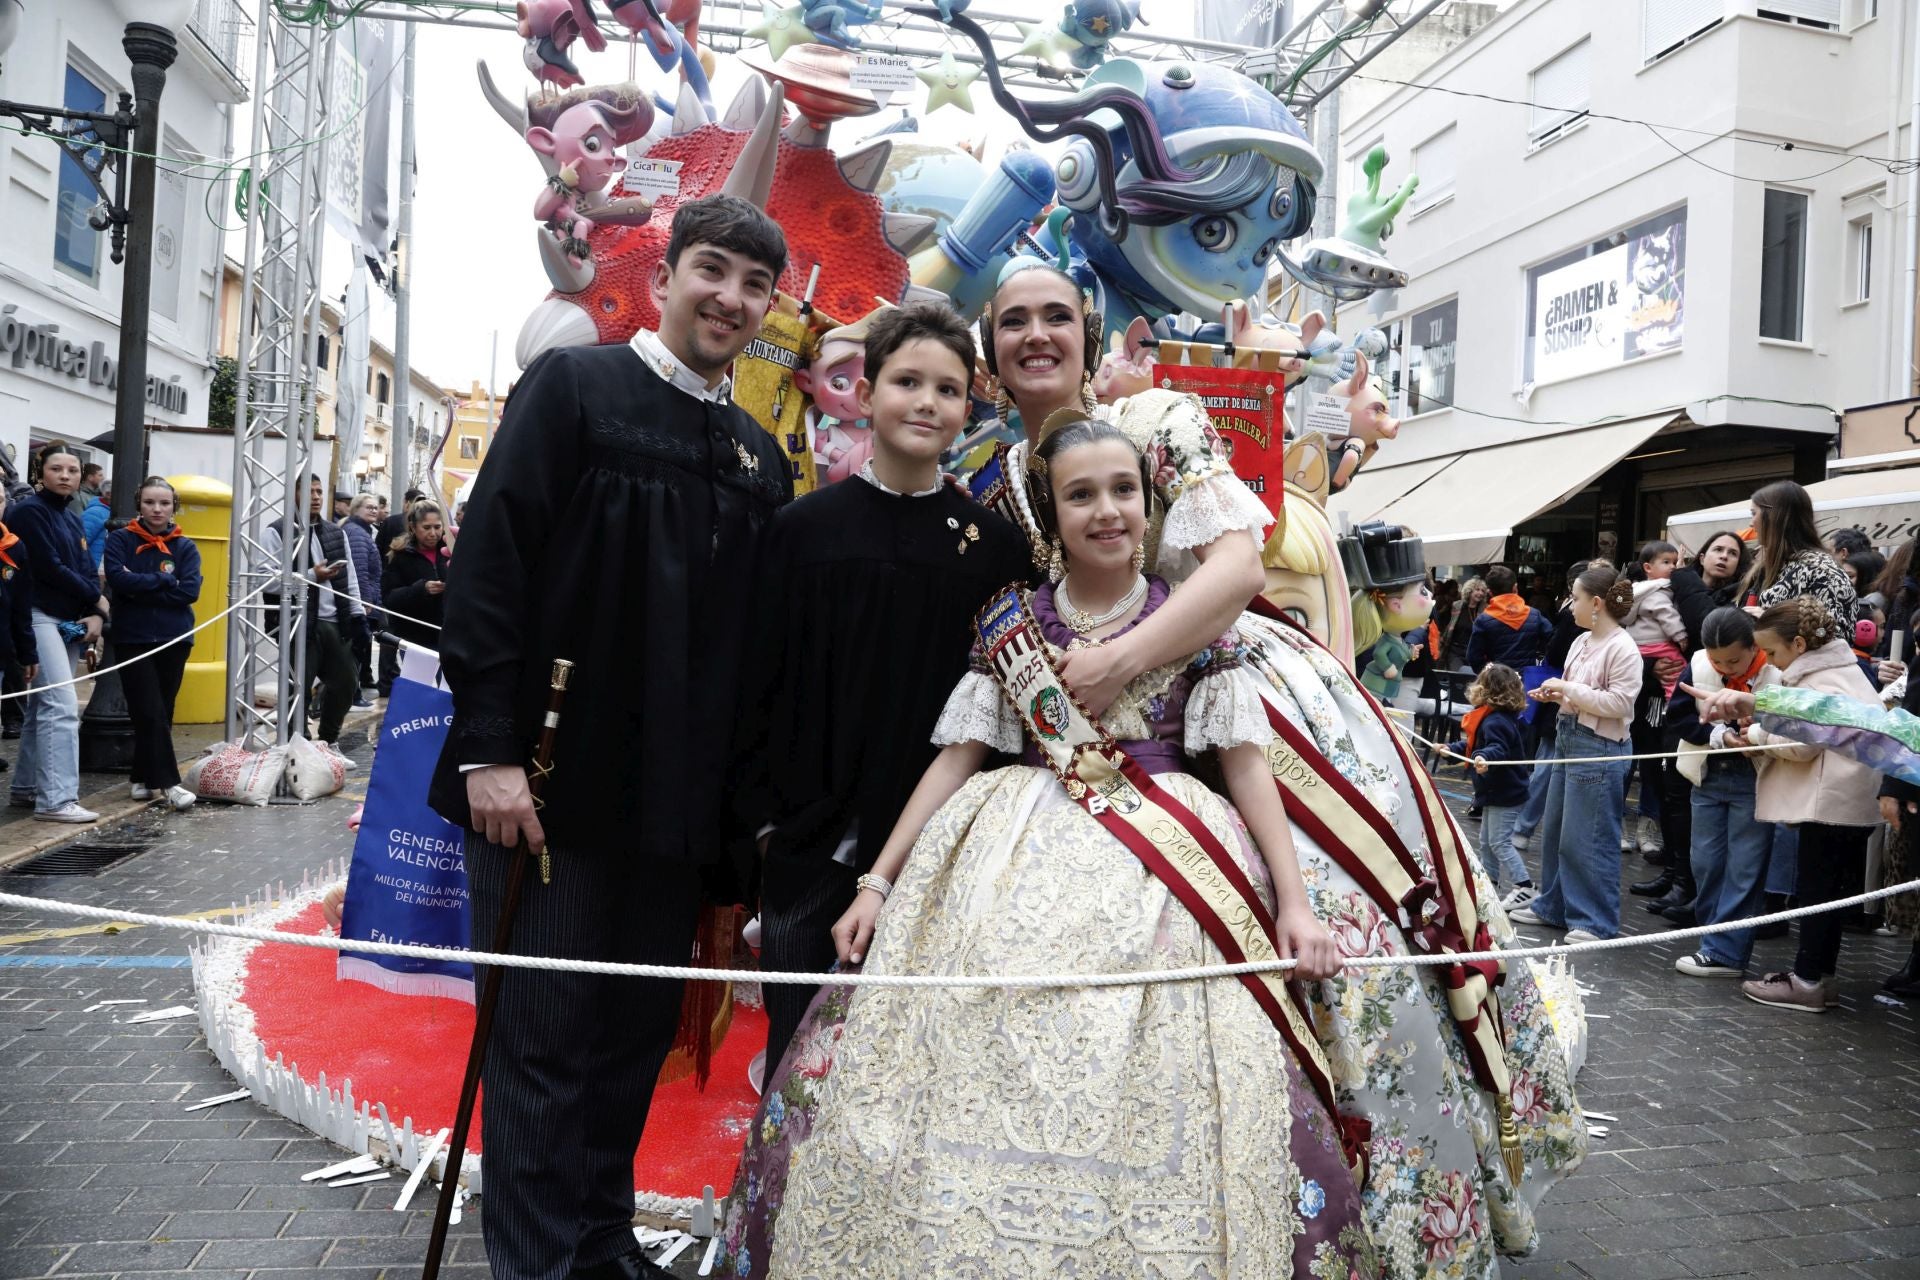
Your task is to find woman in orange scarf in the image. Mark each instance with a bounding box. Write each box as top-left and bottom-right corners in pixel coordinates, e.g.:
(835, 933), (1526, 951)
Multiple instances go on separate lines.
(103, 477), (202, 811)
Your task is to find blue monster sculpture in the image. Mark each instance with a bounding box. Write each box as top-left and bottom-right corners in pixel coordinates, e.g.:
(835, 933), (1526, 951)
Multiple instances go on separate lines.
(915, 7), (1326, 344)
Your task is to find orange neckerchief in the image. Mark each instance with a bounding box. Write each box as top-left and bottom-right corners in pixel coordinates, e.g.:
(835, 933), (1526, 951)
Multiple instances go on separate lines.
(1427, 619), (1442, 658)
(129, 523), (181, 555)
(0, 523), (18, 571)
(1723, 651), (1767, 694)
(1461, 705), (1491, 755)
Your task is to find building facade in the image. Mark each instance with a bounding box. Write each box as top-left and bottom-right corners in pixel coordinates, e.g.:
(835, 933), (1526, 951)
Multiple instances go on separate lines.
(1329, 0), (1910, 579)
(0, 0), (250, 483)
(436, 379), (498, 505)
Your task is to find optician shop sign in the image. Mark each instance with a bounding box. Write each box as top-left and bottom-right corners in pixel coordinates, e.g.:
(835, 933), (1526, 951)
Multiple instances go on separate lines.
(0, 300), (191, 417)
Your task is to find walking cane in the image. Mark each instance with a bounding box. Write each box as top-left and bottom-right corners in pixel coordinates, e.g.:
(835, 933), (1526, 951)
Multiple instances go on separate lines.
(421, 658), (574, 1280)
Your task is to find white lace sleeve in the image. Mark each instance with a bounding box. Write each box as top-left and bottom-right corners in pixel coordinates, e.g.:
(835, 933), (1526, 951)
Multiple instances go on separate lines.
(932, 671), (1025, 752)
(1161, 471), (1275, 553)
(1184, 665), (1276, 752)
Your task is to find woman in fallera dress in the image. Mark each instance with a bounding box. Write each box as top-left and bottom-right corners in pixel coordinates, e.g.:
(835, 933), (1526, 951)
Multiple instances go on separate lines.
(721, 416), (1379, 1280)
(967, 262), (1587, 1276)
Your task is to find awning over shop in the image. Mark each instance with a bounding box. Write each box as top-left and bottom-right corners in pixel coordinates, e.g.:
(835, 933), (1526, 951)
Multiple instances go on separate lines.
(1666, 467), (1920, 551)
(1339, 414), (1678, 566)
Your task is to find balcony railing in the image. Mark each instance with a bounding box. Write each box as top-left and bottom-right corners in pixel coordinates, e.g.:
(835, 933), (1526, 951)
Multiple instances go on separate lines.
(187, 0), (254, 92)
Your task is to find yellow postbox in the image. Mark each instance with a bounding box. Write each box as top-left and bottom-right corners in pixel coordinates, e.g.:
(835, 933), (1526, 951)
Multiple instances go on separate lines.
(167, 475), (230, 724)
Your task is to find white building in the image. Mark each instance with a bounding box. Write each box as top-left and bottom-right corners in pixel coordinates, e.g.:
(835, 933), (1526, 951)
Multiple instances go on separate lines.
(1329, 0), (1911, 572)
(0, 0), (249, 485)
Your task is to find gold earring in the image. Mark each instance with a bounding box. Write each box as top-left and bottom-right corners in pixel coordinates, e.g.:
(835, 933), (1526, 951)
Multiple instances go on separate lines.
(1080, 370), (1098, 413)
(1130, 541), (1146, 574)
(1048, 536), (1066, 583)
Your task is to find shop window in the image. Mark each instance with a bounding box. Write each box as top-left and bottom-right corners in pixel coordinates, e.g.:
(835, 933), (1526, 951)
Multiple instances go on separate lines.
(1412, 125), (1455, 211)
(1760, 188), (1808, 341)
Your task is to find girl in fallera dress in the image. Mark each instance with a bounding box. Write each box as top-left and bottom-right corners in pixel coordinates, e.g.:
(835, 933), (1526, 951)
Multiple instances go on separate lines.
(721, 417), (1378, 1279)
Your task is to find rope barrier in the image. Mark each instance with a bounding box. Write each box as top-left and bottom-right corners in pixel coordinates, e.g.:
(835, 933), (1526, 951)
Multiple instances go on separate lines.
(297, 573), (443, 633)
(0, 583), (276, 703)
(3, 879), (1916, 989)
(1395, 720), (1798, 769)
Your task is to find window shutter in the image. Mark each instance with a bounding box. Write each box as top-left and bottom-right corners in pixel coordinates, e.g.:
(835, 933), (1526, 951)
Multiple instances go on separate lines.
(1762, 0), (1842, 25)
(1644, 0), (1728, 61)
(1530, 40), (1591, 141)
(1413, 125), (1456, 204)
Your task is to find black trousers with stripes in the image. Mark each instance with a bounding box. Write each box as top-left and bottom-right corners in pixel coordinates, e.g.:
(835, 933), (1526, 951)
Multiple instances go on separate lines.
(757, 851), (858, 1075)
(467, 834), (701, 1280)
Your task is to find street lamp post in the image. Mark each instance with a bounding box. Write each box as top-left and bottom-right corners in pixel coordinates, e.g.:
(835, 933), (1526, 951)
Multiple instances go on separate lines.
(0, 0), (195, 770)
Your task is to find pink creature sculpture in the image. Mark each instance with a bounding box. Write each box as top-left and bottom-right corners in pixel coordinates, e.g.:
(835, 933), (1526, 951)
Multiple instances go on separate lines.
(526, 85), (656, 261)
(796, 315), (874, 485)
(1328, 349), (1399, 494)
(516, 0), (605, 89)
(1091, 316), (1154, 405)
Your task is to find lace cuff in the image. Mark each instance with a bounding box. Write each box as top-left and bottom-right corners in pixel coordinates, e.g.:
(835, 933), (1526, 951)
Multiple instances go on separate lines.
(932, 671), (1024, 752)
(1184, 666), (1276, 752)
(1161, 472), (1274, 553)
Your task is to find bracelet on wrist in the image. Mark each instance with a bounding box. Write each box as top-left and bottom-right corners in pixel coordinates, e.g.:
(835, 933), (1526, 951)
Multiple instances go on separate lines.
(855, 872), (892, 901)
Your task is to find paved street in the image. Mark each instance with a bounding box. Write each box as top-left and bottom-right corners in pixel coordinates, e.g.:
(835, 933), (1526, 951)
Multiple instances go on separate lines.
(0, 742), (1915, 1279)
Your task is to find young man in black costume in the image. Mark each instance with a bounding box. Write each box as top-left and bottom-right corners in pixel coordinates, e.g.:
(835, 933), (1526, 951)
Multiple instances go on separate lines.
(431, 195), (792, 1280)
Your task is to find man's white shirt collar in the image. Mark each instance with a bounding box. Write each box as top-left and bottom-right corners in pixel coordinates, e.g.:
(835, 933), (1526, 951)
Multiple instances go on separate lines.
(630, 329), (731, 404)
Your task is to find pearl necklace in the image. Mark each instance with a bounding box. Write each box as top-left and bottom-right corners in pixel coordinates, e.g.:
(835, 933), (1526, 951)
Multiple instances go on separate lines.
(1056, 573), (1147, 634)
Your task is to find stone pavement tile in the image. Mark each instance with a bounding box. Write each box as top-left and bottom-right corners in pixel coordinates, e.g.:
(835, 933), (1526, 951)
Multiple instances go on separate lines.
(0, 1244), (72, 1277)
(1735, 1268), (1885, 1280)
(1852, 1194), (1920, 1227)
(156, 1209), (293, 1241)
(50, 1138), (178, 1166)
(0, 1189), (130, 1218)
(1593, 1192), (1701, 1224)
(1601, 1166), (1714, 1196)
(58, 1273), (249, 1280)
(1764, 1177), (1881, 1209)
(13, 1209), (169, 1247)
(193, 1236), (333, 1269)
(244, 1271), (385, 1280)
(1684, 1186), (1794, 1217)
(277, 1208), (414, 1239)
(1503, 1263), (1587, 1280)
(1856, 1224), (1920, 1256)
(318, 1235), (432, 1269)
(54, 1238), (204, 1272)
(80, 1160), (214, 1188)
(116, 1186), (250, 1213)
(1564, 1251), (1695, 1280)
(241, 1184), (383, 1214)
(0, 1165), (93, 1192)
(1856, 1259), (1920, 1279)
(160, 1137), (294, 1164)
(195, 1161), (314, 1186)
(133, 1118), (255, 1142)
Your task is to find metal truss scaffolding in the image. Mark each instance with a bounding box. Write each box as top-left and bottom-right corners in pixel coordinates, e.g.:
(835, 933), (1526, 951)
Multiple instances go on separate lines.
(224, 13), (337, 747)
(1250, 0), (1455, 111)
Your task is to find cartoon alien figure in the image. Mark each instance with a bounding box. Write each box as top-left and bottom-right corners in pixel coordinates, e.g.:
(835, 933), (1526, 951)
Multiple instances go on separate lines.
(795, 315), (874, 486)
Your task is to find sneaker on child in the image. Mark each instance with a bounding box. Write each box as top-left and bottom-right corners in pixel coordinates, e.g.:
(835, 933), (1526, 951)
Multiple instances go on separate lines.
(1564, 928), (1603, 945)
(165, 786), (196, 812)
(33, 802), (98, 824)
(1499, 884), (1538, 913)
(1676, 952), (1743, 979)
(1741, 971), (1827, 1012)
(130, 783), (152, 801)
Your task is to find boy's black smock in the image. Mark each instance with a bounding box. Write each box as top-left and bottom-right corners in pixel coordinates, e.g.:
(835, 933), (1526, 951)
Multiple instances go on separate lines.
(428, 343), (792, 863)
(732, 475), (1029, 875)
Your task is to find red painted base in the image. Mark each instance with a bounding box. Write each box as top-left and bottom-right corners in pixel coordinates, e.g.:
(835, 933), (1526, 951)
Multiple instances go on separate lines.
(243, 902), (761, 1198)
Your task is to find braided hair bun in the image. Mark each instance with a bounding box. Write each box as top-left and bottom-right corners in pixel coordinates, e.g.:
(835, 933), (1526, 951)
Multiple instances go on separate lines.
(1754, 596), (1837, 649)
(1573, 565), (1632, 621)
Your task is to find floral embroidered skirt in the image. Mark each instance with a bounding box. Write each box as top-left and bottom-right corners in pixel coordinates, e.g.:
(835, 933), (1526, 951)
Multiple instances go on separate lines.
(719, 766), (1378, 1280)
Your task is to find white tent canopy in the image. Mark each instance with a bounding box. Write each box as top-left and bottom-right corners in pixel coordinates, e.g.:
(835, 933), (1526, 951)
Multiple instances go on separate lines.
(1665, 468), (1920, 553)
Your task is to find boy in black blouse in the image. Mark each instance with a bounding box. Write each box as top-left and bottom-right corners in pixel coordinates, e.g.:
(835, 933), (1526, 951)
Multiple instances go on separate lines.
(735, 302), (1029, 1070)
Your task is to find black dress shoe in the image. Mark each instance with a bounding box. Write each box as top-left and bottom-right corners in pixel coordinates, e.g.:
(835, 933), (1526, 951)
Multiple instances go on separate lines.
(1657, 902), (1697, 926)
(572, 1248), (677, 1280)
(1630, 870), (1676, 897)
(1640, 847), (1672, 867)
(1882, 947), (1920, 991)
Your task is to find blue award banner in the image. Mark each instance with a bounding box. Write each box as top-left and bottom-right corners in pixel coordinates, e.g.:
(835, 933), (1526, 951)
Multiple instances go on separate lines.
(338, 645), (473, 1001)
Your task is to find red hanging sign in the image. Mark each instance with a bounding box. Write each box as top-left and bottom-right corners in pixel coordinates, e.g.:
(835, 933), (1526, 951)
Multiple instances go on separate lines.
(1154, 364), (1287, 519)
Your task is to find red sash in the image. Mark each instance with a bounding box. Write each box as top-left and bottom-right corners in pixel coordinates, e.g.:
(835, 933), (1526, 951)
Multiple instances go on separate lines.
(975, 586), (1369, 1175)
(1244, 596), (1523, 1180)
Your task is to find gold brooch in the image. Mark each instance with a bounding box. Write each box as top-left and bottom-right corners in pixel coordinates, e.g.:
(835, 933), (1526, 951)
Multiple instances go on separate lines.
(733, 440), (760, 473)
(964, 523), (979, 542)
